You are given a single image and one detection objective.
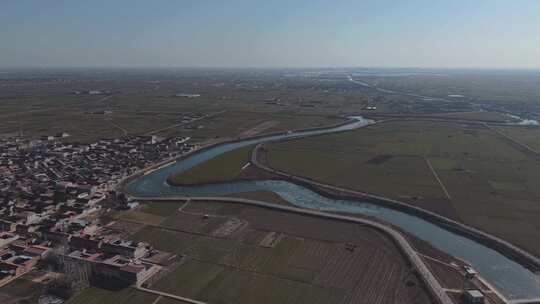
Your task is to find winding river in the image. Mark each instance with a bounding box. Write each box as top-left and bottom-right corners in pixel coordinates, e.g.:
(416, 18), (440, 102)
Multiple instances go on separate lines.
(127, 117), (540, 302)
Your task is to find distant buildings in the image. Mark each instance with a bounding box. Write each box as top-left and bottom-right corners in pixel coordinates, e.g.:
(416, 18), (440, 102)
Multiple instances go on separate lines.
(63, 250), (158, 285)
(60, 236), (157, 285)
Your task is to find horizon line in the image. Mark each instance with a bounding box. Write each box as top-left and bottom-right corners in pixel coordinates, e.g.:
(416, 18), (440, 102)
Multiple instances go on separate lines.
(2, 65), (540, 71)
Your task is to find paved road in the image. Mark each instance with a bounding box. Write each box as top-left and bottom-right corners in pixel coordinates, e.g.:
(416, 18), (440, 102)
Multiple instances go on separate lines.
(132, 195), (454, 304)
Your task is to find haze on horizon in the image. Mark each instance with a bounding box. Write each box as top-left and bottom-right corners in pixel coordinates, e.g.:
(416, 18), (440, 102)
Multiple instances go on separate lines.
(2, 0), (540, 69)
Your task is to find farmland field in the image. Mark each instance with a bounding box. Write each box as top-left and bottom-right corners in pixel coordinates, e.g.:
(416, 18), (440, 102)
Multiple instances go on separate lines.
(103, 200), (440, 304)
(168, 145), (254, 185)
(67, 287), (157, 304)
(140, 201), (184, 217)
(497, 125), (540, 152)
(0, 72), (347, 144)
(109, 209), (165, 225)
(265, 120), (540, 256)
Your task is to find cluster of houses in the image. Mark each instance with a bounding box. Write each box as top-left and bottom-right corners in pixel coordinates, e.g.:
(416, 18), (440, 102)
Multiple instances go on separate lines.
(0, 134), (195, 286)
(45, 224), (159, 287)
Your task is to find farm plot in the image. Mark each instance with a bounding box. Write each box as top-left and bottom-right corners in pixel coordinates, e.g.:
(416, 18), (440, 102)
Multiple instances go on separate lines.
(315, 246), (377, 290)
(258, 231), (285, 247)
(130, 226), (197, 254)
(140, 201), (182, 217)
(199, 268), (345, 304)
(109, 209), (165, 225)
(287, 239), (334, 273)
(153, 260), (226, 298)
(268, 239), (339, 284)
(160, 212), (228, 234)
(67, 287), (157, 304)
(104, 219), (145, 236)
(118, 201), (438, 304)
(219, 243), (274, 271)
(155, 261), (345, 304)
(186, 201), (248, 216)
(183, 236), (237, 262)
(341, 249), (406, 304)
(239, 228), (268, 245)
(258, 236), (304, 277)
(211, 218), (246, 238)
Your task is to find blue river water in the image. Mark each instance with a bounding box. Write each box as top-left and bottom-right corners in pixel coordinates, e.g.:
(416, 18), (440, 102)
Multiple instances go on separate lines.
(127, 117), (540, 301)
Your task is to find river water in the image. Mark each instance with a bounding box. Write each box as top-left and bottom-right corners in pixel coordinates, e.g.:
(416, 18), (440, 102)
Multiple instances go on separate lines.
(127, 117), (540, 302)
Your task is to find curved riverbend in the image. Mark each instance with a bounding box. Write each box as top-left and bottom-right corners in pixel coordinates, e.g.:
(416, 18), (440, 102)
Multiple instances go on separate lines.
(126, 117), (540, 302)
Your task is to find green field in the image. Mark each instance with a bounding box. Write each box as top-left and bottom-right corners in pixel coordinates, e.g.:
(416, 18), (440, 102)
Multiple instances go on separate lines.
(497, 125), (540, 152)
(67, 287), (157, 304)
(140, 201), (184, 217)
(113, 200), (431, 304)
(431, 111), (517, 122)
(182, 111), (344, 142)
(131, 226), (198, 254)
(153, 260), (344, 304)
(109, 209), (165, 225)
(1, 109), (343, 144)
(0, 76), (346, 144)
(168, 145), (254, 185)
(266, 120), (540, 257)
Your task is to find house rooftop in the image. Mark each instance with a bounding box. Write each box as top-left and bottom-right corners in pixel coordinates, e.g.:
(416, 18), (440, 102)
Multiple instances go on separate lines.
(466, 290), (484, 298)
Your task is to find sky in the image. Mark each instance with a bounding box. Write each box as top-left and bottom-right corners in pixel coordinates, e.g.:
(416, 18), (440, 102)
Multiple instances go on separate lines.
(1, 0), (540, 69)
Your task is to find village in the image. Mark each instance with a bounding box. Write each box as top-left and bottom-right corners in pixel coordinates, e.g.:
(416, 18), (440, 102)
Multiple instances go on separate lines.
(0, 132), (195, 291)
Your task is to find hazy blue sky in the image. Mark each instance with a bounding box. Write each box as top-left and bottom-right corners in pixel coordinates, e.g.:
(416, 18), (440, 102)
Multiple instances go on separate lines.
(2, 0), (539, 68)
